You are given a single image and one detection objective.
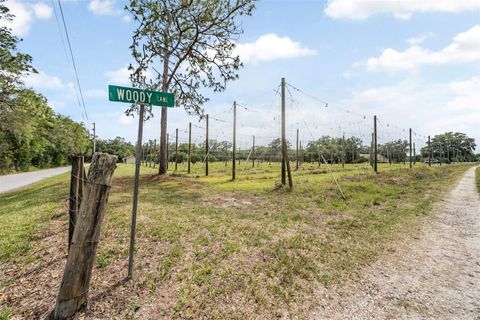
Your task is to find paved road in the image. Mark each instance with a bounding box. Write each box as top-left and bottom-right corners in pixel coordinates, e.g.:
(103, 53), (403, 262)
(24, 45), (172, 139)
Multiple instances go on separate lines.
(0, 166), (71, 194)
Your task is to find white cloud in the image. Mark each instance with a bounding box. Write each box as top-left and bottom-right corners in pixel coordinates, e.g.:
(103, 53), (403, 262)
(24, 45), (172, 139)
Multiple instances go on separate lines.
(118, 113), (134, 125)
(446, 76), (480, 111)
(105, 66), (132, 86)
(88, 0), (122, 16)
(23, 70), (82, 113)
(406, 32), (433, 46)
(334, 76), (480, 150)
(1, 0), (32, 36)
(24, 70), (73, 91)
(105, 65), (155, 86)
(366, 25), (480, 71)
(324, 0), (480, 20)
(234, 33), (317, 63)
(33, 2), (52, 20)
(0, 0), (52, 36)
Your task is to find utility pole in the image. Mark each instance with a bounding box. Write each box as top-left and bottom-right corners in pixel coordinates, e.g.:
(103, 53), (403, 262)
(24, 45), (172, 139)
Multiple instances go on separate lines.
(409, 128), (412, 168)
(205, 114), (209, 176)
(373, 115), (378, 173)
(232, 101), (236, 180)
(428, 135), (431, 166)
(92, 122), (96, 154)
(281, 78), (286, 186)
(342, 133), (345, 168)
(280, 78), (293, 189)
(252, 135), (255, 168)
(175, 129), (178, 171)
(370, 132), (374, 168)
(188, 122), (191, 174)
(296, 129), (299, 170)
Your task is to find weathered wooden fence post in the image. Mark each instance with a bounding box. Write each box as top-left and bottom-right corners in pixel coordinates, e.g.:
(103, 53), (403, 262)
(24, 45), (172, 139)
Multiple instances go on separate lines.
(52, 153), (117, 319)
(68, 156), (84, 251)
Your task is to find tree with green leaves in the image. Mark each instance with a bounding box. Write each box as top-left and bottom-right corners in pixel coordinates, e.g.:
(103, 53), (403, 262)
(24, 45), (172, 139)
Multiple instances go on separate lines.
(0, 1), (91, 173)
(0, 0), (36, 105)
(95, 137), (136, 162)
(421, 132), (476, 163)
(304, 136), (362, 164)
(378, 139), (408, 163)
(126, 0), (256, 175)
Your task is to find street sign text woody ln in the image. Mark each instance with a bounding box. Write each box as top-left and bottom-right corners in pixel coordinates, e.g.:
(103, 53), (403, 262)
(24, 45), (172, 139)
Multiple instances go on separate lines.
(108, 85), (175, 108)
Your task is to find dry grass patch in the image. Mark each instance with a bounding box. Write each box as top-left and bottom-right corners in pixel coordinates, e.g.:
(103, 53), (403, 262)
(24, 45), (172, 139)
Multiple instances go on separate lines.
(0, 162), (474, 319)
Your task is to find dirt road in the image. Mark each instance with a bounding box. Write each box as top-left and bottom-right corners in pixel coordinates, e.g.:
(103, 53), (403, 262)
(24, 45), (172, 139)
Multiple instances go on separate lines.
(0, 166), (70, 194)
(312, 166), (480, 320)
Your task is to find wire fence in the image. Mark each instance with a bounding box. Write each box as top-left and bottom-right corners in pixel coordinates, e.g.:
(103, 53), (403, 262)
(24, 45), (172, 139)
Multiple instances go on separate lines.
(136, 80), (473, 176)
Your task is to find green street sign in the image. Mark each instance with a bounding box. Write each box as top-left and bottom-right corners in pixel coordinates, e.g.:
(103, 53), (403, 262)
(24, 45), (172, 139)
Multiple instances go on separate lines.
(108, 85), (175, 108)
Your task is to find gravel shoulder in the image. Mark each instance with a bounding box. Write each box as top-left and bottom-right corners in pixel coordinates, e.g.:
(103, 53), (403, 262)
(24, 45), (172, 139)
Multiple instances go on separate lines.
(312, 166), (480, 320)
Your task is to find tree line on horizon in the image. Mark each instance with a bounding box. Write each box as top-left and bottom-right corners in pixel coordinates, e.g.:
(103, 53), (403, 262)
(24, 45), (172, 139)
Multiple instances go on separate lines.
(109, 132), (477, 166)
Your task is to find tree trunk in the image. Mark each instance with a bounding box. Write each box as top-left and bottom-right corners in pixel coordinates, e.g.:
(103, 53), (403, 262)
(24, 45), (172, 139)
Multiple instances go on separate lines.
(159, 46), (170, 175)
(159, 107), (168, 174)
(52, 153), (117, 319)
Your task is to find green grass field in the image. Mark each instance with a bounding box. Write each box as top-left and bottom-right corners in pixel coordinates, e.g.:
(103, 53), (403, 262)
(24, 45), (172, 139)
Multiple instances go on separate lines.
(0, 161), (474, 319)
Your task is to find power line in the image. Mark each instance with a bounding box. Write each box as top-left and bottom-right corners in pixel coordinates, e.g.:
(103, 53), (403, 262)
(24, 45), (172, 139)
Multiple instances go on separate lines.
(51, 0), (84, 121)
(57, 0), (88, 121)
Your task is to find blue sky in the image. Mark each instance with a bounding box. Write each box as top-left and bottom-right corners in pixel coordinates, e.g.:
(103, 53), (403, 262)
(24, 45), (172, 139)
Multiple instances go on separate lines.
(4, 0), (480, 150)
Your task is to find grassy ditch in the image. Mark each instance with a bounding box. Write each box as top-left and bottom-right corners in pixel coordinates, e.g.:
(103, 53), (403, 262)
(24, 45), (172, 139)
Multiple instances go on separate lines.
(0, 162), (473, 319)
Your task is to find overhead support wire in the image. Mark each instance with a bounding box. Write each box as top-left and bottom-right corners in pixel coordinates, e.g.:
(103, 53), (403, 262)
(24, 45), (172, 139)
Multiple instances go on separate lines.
(56, 0), (88, 121)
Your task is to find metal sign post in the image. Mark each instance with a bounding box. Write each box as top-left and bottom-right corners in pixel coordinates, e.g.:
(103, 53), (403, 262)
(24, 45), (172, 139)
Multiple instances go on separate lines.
(128, 103), (144, 279)
(108, 84), (174, 279)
